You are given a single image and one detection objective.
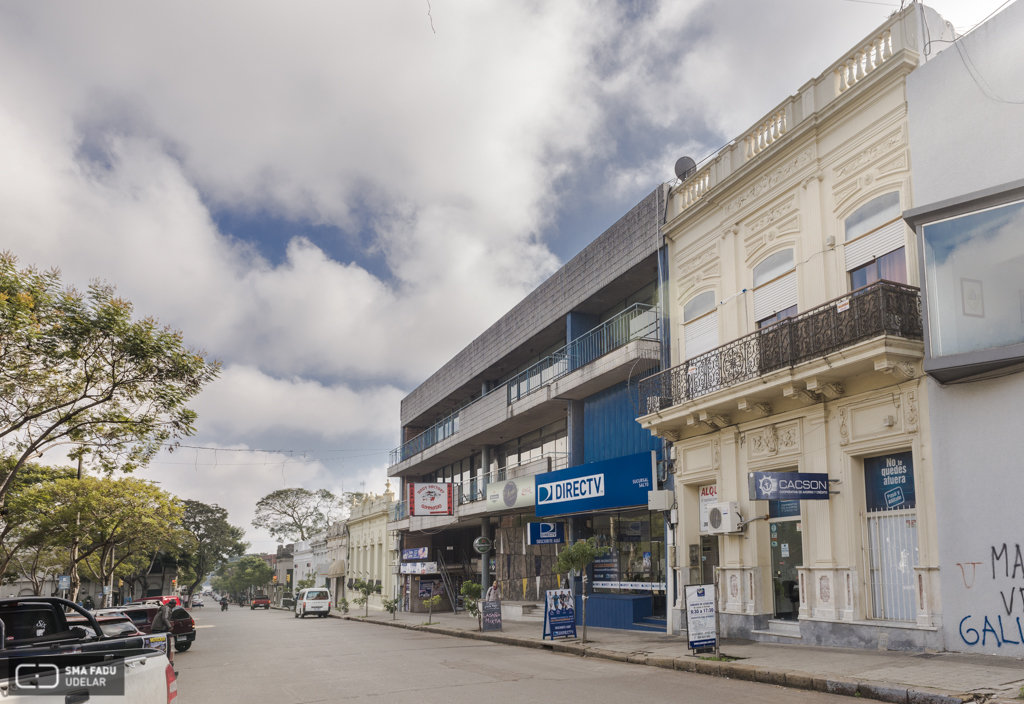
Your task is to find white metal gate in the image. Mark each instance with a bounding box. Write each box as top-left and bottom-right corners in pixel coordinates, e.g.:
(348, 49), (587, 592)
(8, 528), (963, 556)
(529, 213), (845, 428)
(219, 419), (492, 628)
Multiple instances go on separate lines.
(866, 507), (918, 621)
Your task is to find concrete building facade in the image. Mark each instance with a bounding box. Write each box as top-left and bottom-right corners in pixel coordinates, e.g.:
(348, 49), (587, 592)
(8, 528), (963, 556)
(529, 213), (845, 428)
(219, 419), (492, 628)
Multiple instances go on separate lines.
(637, 4), (955, 649)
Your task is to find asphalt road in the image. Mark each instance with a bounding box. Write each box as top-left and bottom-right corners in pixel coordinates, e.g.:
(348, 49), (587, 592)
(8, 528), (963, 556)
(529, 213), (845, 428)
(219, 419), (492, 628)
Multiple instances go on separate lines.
(176, 607), (849, 704)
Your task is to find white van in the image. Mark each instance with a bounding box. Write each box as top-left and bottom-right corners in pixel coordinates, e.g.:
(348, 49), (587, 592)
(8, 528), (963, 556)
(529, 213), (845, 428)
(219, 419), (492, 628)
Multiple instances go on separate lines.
(294, 588), (332, 618)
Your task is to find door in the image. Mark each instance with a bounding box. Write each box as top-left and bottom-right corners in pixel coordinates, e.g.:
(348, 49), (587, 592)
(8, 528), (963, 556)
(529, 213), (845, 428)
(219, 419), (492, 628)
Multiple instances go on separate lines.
(700, 535), (719, 586)
(770, 521), (803, 620)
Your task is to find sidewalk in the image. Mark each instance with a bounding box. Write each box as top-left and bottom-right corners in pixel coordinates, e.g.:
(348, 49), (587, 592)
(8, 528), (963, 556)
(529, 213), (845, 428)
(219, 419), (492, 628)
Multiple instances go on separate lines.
(330, 607), (1024, 704)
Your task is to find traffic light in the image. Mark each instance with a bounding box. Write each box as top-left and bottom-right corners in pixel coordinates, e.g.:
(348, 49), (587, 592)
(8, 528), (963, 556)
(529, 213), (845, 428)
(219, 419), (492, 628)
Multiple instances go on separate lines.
(118, 579), (123, 587)
(273, 575), (278, 583)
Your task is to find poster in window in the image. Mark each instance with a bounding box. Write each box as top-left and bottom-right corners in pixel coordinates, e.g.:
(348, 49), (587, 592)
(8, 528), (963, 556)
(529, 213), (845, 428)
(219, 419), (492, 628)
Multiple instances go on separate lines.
(863, 451), (915, 512)
(960, 278), (985, 318)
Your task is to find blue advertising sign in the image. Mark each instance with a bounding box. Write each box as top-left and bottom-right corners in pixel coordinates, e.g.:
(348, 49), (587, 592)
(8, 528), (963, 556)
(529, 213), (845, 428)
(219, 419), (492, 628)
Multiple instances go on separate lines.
(402, 547), (429, 561)
(864, 452), (915, 512)
(528, 522), (565, 545)
(749, 471), (831, 501)
(542, 589), (577, 640)
(535, 452), (655, 517)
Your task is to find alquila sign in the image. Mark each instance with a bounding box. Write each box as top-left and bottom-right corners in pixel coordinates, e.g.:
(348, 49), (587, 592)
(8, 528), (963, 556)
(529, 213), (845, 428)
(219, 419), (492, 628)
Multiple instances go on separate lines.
(748, 471), (832, 501)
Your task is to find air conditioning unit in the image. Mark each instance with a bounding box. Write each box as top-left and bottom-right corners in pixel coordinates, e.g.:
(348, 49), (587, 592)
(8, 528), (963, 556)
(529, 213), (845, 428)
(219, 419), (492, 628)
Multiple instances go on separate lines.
(707, 502), (742, 534)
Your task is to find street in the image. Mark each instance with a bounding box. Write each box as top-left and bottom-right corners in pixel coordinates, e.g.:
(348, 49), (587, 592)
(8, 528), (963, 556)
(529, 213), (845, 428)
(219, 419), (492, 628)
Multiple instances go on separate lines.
(176, 607), (850, 703)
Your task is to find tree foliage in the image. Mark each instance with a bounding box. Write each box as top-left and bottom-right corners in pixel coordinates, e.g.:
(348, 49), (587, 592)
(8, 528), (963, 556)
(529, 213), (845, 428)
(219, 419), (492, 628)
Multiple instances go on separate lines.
(554, 537), (609, 577)
(251, 488), (345, 541)
(211, 555), (274, 599)
(0, 252), (220, 501)
(0, 458), (76, 579)
(178, 500), (247, 600)
(27, 476), (182, 606)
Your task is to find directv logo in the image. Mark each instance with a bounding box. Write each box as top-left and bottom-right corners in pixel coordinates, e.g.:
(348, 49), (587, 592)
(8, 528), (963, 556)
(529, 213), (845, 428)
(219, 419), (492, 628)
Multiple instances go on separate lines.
(537, 474), (604, 505)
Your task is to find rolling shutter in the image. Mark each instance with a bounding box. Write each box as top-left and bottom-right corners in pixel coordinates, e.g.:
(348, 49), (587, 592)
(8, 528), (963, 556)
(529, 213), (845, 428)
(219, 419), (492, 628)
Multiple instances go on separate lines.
(683, 311), (718, 360)
(753, 270), (797, 321)
(845, 220), (905, 271)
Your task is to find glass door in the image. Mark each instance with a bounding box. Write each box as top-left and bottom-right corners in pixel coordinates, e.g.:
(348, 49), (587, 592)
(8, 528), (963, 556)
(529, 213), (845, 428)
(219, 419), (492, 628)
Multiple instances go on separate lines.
(770, 520), (803, 620)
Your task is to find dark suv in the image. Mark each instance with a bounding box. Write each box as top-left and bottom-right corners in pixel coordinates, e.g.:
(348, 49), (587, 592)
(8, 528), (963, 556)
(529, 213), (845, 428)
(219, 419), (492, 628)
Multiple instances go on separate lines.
(98, 604), (197, 652)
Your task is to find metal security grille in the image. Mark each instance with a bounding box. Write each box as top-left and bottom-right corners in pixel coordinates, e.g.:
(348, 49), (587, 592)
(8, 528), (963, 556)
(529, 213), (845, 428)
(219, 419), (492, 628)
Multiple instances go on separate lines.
(866, 507), (919, 621)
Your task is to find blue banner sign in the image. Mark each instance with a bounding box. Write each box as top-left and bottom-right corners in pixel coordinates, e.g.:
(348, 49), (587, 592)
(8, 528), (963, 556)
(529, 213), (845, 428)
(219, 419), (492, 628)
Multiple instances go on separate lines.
(535, 452), (655, 517)
(864, 451), (915, 512)
(543, 589), (577, 640)
(749, 471), (831, 501)
(402, 547), (429, 561)
(528, 522), (565, 545)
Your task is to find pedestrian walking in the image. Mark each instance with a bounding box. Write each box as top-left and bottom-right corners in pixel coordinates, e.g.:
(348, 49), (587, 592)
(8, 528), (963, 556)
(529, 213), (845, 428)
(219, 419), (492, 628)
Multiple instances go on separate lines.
(151, 601), (173, 633)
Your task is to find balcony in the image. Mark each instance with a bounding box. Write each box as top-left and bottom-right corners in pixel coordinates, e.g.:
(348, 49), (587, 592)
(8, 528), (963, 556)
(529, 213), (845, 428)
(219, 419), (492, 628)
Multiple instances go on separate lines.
(389, 304), (661, 472)
(638, 282), (922, 438)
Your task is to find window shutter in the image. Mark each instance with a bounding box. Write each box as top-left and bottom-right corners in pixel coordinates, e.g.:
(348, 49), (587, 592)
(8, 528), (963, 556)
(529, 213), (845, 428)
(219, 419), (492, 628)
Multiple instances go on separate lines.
(683, 311), (718, 360)
(753, 270), (797, 321)
(845, 220), (905, 271)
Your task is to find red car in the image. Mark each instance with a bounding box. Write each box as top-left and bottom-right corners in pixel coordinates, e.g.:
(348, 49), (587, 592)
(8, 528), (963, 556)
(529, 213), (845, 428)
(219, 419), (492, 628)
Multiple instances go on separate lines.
(98, 603), (197, 652)
(137, 595), (183, 607)
(250, 594), (271, 610)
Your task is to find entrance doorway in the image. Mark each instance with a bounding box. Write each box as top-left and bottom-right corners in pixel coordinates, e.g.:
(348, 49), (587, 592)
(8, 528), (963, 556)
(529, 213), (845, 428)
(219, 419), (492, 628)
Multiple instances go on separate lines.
(770, 520), (802, 620)
(700, 535), (719, 586)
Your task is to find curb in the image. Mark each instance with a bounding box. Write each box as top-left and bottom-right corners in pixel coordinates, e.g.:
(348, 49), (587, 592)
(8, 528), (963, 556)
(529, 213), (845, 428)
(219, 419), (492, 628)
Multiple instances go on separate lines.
(329, 614), (968, 704)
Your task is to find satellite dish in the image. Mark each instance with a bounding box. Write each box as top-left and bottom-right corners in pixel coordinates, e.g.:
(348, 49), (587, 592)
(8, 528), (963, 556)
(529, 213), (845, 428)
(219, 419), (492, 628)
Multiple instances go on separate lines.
(674, 156), (697, 182)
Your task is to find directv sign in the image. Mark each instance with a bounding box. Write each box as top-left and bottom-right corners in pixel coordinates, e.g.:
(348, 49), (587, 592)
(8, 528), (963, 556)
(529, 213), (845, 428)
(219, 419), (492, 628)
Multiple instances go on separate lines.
(749, 471), (831, 501)
(535, 452), (655, 517)
(528, 522), (565, 545)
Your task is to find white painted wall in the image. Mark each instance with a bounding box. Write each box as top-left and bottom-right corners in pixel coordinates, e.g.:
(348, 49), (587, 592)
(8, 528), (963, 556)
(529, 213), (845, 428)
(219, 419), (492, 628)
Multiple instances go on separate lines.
(907, 2), (1024, 657)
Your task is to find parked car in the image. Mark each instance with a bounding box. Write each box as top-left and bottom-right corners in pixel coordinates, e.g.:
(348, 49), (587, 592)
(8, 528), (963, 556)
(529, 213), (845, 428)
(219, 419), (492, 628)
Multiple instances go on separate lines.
(66, 612), (144, 638)
(190, 596), (203, 608)
(137, 595), (182, 607)
(250, 594), (270, 610)
(294, 588), (331, 618)
(101, 603), (197, 652)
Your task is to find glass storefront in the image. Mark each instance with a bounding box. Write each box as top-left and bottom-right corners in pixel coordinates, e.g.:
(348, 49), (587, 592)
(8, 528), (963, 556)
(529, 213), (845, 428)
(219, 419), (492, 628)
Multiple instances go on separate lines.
(576, 510), (666, 616)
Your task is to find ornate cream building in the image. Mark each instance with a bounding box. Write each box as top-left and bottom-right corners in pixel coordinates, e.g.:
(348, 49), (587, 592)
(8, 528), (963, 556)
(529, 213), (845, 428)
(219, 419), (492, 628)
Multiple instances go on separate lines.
(346, 488), (399, 611)
(638, 4), (955, 649)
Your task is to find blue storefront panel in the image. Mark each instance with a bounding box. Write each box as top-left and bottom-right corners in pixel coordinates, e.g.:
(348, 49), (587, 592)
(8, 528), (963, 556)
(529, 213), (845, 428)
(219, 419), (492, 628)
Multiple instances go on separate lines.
(583, 381), (662, 465)
(535, 451), (655, 517)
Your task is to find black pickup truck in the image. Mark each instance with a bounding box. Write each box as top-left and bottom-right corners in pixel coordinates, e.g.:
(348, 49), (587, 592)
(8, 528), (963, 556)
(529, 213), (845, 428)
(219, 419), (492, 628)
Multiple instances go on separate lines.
(0, 597), (177, 702)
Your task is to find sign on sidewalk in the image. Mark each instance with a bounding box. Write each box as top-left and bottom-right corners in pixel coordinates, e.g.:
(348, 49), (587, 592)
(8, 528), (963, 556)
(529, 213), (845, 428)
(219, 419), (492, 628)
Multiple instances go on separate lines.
(482, 600), (502, 632)
(542, 589), (576, 640)
(684, 584), (717, 652)
(57, 575), (71, 591)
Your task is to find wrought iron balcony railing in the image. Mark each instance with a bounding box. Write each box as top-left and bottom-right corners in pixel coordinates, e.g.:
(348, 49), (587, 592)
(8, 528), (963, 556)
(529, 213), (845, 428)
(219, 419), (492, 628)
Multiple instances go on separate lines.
(639, 281), (922, 413)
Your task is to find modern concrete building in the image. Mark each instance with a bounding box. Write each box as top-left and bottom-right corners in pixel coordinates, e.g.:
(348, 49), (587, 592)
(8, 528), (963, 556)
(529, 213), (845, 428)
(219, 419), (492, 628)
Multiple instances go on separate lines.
(903, 0), (1024, 658)
(388, 185), (674, 629)
(637, 4), (955, 649)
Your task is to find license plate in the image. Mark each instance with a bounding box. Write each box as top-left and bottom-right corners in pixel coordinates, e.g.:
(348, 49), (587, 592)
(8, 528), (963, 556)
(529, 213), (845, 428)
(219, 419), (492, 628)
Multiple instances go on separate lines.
(176, 635), (188, 642)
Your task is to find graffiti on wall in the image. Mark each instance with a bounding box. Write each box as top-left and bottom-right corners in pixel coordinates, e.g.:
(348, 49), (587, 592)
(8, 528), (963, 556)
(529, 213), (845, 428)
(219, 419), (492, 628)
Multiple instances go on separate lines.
(956, 543), (1024, 648)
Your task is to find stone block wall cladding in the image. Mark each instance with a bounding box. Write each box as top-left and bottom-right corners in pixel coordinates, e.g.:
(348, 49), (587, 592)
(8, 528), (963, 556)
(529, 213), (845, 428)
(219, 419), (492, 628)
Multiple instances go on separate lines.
(401, 186), (666, 427)
(494, 516), (562, 601)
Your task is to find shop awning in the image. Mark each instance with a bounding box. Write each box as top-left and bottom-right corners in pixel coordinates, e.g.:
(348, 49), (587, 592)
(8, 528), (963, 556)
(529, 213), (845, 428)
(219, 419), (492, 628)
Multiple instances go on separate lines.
(326, 560), (345, 577)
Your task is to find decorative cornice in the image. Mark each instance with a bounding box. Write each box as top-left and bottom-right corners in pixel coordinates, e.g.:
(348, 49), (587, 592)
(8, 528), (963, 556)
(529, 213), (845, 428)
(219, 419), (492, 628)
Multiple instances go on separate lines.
(725, 147), (816, 216)
(832, 126), (905, 184)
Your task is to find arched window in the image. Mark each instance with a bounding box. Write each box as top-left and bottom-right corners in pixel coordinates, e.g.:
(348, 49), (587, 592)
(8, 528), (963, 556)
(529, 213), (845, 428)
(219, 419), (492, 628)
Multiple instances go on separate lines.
(752, 249), (797, 328)
(681, 291), (718, 359)
(844, 192), (907, 289)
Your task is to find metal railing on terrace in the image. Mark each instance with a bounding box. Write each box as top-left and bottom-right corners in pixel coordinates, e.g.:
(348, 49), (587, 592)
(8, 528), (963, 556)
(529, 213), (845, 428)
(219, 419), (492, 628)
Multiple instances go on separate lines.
(639, 281), (921, 412)
(507, 303), (659, 403)
(389, 303), (660, 466)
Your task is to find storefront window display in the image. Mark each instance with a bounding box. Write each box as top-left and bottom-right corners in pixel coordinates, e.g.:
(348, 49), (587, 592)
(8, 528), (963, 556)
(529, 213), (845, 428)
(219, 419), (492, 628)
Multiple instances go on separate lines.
(577, 511), (665, 598)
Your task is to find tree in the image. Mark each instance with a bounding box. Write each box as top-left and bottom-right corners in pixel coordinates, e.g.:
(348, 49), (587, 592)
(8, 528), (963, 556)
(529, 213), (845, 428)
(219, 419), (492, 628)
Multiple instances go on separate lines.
(212, 556), (274, 601)
(0, 252), (220, 502)
(11, 544), (66, 596)
(27, 475), (183, 607)
(0, 459), (75, 582)
(555, 537), (610, 644)
(352, 578), (374, 618)
(381, 596), (399, 621)
(178, 500), (247, 602)
(423, 593), (442, 625)
(460, 581), (482, 630)
(252, 488), (345, 541)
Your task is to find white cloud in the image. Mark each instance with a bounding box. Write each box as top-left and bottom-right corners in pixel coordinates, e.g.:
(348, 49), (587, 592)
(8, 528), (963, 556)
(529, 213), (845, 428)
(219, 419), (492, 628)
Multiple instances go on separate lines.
(0, 0), (1007, 547)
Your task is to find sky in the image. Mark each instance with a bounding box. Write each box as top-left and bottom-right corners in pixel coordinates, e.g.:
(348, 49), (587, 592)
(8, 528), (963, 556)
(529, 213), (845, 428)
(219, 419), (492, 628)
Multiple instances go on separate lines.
(0, 0), (1009, 554)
